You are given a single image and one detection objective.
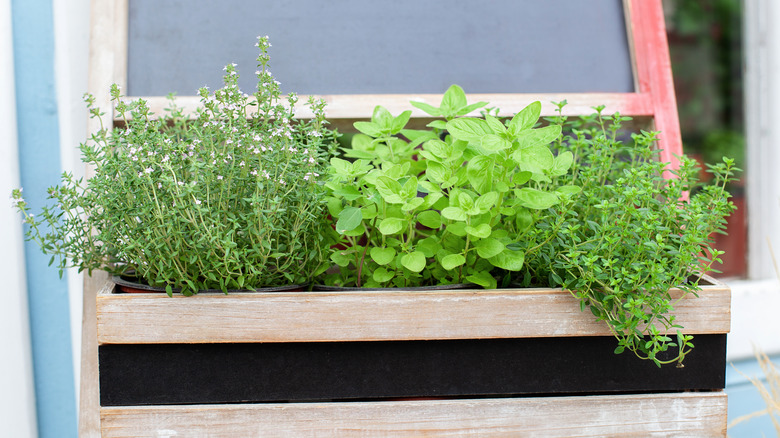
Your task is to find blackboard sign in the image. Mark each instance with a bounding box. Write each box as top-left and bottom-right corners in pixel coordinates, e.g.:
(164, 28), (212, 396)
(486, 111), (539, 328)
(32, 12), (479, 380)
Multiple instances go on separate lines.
(127, 0), (635, 96)
(93, 0), (682, 165)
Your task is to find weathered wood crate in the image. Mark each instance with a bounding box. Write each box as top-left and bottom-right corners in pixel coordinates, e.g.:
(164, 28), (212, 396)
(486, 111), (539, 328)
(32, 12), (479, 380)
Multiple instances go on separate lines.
(95, 276), (730, 437)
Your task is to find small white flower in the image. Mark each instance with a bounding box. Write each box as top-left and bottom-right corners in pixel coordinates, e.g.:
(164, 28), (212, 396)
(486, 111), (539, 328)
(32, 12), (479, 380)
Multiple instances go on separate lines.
(158, 182), (163, 189)
(310, 130), (322, 138)
(194, 198), (202, 205)
(217, 175), (224, 180)
(177, 181), (184, 186)
(279, 179), (286, 186)
(262, 170), (270, 179)
(144, 167), (153, 174)
(250, 170), (258, 176)
(239, 161), (245, 167)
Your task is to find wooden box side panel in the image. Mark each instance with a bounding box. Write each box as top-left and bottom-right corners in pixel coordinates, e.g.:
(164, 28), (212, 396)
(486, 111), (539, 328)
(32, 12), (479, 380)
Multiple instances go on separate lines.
(96, 281), (730, 344)
(100, 392), (727, 438)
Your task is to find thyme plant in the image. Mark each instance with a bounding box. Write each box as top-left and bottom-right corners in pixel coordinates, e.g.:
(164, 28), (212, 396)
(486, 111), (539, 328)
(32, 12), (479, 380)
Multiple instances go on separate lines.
(11, 37), (336, 295)
(515, 104), (739, 366)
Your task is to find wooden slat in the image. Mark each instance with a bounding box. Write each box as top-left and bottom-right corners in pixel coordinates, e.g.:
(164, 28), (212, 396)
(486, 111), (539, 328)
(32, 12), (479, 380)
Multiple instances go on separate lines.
(96, 278), (730, 344)
(78, 272), (109, 438)
(120, 91), (654, 122)
(99, 392), (727, 438)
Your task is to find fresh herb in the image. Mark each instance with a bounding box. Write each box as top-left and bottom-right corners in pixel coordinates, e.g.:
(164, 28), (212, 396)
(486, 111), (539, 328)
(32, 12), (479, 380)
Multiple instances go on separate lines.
(11, 37), (336, 295)
(514, 103), (739, 366)
(321, 85), (578, 289)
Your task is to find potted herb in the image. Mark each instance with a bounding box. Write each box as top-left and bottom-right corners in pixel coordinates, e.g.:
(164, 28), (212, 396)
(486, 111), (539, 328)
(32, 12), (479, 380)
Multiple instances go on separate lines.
(320, 85), (580, 289)
(10, 37), (336, 296)
(513, 103), (739, 366)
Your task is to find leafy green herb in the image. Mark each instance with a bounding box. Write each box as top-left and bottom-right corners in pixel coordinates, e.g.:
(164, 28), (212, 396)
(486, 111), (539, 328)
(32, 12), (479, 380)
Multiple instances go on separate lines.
(321, 86), (574, 289)
(11, 37), (337, 295)
(514, 103), (739, 366)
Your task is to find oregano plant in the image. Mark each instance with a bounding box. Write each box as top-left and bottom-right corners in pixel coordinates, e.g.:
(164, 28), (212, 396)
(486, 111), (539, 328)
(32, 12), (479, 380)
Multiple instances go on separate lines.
(321, 85), (579, 288)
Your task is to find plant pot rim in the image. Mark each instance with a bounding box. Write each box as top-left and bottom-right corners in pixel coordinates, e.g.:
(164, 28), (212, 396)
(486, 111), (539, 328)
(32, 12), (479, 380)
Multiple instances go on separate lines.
(111, 274), (308, 294)
(311, 283), (477, 292)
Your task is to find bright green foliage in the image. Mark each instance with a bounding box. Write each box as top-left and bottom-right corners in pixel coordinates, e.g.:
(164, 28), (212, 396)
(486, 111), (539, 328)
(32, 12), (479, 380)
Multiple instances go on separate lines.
(321, 86), (574, 288)
(10, 37), (336, 295)
(513, 103), (739, 366)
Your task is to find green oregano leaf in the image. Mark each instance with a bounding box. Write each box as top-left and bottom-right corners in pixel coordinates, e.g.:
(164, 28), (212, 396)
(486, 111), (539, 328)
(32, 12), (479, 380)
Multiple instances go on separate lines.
(336, 206), (363, 233)
(441, 253), (466, 270)
(509, 101), (542, 134)
(401, 251), (426, 273)
(373, 267), (395, 283)
(517, 188), (559, 210)
(446, 118), (492, 142)
(370, 247), (396, 265)
(489, 248), (525, 271)
(465, 223), (492, 239)
(475, 238), (505, 258)
(441, 206), (467, 221)
(378, 217), (406, 235)
(417, 210), (442, 229)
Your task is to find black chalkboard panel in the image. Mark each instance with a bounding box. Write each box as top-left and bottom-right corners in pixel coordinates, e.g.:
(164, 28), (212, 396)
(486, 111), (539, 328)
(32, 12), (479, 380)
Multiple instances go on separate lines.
(99, 335), (726, 406)
(127, 0), (634, 96)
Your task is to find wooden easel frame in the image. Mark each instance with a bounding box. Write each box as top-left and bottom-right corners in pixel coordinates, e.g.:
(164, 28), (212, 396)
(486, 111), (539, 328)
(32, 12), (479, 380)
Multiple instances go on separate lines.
(79, 1), (684, 435)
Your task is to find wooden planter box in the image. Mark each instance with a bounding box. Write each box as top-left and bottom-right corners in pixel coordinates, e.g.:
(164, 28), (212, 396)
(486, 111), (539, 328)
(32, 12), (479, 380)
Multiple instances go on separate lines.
(95, 276), (730, 437)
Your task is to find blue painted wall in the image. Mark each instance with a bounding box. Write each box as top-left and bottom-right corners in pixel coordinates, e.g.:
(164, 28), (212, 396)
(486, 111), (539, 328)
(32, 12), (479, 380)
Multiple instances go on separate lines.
(11, 0), (77, 436)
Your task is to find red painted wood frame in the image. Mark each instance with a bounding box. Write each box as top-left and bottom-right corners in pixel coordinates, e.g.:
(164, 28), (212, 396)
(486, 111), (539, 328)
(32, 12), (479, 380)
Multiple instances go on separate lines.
(625, 0), (682, 169)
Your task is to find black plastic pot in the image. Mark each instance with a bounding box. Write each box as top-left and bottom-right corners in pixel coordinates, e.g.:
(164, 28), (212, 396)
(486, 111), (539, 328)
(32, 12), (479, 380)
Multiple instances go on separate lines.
(111, 274), (307, 294)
